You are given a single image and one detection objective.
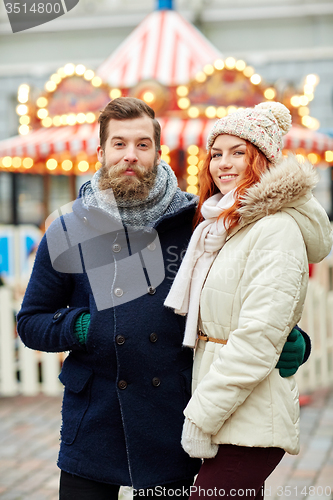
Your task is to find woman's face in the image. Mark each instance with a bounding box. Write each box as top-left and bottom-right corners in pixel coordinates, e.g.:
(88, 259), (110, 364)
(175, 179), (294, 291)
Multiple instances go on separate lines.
(209, 134), (247, 195)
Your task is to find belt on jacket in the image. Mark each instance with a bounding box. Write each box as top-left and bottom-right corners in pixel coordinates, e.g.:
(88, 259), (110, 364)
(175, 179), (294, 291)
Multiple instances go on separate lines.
(198, 330), (228, 345)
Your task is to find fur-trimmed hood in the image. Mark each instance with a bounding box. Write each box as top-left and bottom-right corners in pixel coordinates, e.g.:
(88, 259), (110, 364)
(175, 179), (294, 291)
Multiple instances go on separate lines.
(235, 155), (333, 263)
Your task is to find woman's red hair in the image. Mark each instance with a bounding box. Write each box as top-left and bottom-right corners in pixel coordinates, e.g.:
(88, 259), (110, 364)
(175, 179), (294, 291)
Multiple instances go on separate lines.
(193, 140), (270, 230)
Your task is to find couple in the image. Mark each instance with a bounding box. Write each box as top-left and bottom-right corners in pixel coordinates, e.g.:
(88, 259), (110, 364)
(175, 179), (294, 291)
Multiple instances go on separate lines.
(17, 97), (332, 499)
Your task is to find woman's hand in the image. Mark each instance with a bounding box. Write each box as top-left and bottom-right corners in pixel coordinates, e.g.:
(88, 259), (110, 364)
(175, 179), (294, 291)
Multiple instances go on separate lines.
(181, 417), (219, 459)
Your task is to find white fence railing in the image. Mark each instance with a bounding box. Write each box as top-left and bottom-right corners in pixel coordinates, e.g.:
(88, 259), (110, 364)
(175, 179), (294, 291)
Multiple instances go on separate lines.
(1, 259), (333, 396)
(0, 287), (65, 396)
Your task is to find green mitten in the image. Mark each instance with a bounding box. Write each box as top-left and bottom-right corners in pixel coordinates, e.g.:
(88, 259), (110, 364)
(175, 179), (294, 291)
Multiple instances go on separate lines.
(276, 328), (306, 377)
(73, 312), (91, 345)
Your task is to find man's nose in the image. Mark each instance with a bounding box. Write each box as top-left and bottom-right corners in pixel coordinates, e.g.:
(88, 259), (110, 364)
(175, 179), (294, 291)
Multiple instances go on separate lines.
(123, 147), (138, 163)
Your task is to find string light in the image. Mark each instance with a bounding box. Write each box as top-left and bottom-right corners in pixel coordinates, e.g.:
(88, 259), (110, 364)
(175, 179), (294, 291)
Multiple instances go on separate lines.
(325, 151), (333, 162)
(225, 57), (236, 69)
(75, 64), (86, 75)
(186, 185), (198, 195)
(250, 74), (261, 85)
(78, 160), (89, 172)
(23, 157), (33, 169)
(235, 60), (246, 71)
(188, 107), (199, 118)
(205, 106), (217, 118)
(46, 159), (58, 170)
(195, 72), (206, 83)
(187, 165), (199, 175)
(243, 66), (254, 78)
(204, 64), (214, 75)
(187, 155), (199, 165)
(62, 160), (73, 171)
(187, 145), (199, 155)
(178, 98), (190, 109)
(143, 92), (155, 103)
(110, 88), (122, 99)
(176, 86), (188, 97)
(214, 59), (224, 70)
(2, 157), (12, 168)
(18, 125), (30, 135)
(217, 107), (227, 118)
(64, 63), (75, 76)
(37, 97), (48, 108)
(12, 157), (22, 168)
(264, 88), (276, 100)
(16, 104), (28, 116)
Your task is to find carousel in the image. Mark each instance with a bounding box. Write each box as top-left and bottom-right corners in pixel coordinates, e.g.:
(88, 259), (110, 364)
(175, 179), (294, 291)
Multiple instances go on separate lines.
(1, 0), (333, 223)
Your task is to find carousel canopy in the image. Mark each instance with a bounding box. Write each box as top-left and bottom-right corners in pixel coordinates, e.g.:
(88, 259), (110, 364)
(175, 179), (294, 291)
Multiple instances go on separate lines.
(96, 7), (222, 88)
(1, 120), (333, 162)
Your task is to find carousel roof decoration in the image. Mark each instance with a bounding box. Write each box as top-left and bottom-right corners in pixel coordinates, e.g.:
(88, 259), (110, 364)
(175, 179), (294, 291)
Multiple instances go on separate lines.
(16, 63), (118, 135)
(96, 0), (221, 89)
(1, 0), (333, 183)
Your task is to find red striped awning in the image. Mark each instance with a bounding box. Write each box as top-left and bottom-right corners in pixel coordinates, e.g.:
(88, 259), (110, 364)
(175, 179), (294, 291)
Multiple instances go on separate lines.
(96, 10), (222, 88)
(1, 121), (333, 161)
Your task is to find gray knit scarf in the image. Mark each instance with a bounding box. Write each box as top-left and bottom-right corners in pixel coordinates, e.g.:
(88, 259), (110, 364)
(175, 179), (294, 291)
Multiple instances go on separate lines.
(81, 161), (195, 228)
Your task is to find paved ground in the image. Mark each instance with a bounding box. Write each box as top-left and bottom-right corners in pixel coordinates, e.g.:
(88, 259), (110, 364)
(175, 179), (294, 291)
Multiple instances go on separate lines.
(0, 388), (332, 500)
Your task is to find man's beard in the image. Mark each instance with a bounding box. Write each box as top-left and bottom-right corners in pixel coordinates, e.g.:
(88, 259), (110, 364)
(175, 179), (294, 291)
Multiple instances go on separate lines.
(98, 160), (159, 201)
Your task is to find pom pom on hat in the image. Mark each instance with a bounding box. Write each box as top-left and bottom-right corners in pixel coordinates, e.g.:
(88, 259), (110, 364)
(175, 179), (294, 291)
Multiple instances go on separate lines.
(255, 102), (292, 135)
(206, 101), (292, 165)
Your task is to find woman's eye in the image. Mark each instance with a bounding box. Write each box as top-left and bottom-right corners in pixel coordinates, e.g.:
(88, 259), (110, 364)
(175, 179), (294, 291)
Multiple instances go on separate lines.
(234, 151), (245, 155)
(212, 153), (222, 158)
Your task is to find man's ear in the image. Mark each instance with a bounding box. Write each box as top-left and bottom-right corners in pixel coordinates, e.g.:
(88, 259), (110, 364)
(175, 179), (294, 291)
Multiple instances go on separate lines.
(156, 149), (162, 164)
(97, 146), (104, 164)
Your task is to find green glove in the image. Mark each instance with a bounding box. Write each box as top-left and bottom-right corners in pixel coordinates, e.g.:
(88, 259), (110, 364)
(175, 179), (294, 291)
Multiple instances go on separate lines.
(73, 312), (91, 345)
(276, 328), (306, 378)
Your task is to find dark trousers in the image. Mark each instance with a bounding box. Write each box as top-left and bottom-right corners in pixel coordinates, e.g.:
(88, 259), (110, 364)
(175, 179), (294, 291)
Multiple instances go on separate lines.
(189, 445), (285, 500)
(59, 470), (195, 500)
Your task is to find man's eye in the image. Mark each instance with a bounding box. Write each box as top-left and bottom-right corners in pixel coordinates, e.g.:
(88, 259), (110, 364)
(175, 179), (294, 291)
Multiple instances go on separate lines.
(114, 142), (124, 147)
(139, 143), (148, 148)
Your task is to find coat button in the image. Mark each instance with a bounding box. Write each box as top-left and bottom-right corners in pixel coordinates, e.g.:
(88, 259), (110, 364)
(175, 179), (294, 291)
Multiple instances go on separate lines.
(152, 377), (161, 387)
(114, 288), (123, 297)
(118, 380), (128, 390)
(53, 312), (62, 319)
(116, 335), (125, 345)
(112, 243), (121, 253)
(148, 286), (156, 295)
(83, 217), (88, 224)
(149, 333), (158, 343)
(147, 242), (156, 251)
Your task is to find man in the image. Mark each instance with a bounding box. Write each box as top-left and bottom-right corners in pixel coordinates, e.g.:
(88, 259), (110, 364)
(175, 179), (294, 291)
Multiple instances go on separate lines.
(17, 98), (308, 500)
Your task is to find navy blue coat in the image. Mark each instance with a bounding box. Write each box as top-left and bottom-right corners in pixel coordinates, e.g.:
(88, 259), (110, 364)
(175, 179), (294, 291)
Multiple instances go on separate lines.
(17, 192), (201, 489)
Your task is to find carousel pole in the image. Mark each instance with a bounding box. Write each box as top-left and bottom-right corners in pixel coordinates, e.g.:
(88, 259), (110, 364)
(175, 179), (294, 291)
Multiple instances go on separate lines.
(156, 0), (173, 9)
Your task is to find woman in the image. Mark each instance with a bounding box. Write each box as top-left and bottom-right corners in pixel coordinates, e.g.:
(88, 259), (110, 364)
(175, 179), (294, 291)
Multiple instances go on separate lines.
(165, 102), (333, 499)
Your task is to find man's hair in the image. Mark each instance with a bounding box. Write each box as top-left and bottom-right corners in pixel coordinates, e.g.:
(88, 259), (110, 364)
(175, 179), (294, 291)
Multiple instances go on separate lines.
(98, 97), (161, 152)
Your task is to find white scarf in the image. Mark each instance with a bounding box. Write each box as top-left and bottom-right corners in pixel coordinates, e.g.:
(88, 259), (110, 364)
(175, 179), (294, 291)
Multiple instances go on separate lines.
(164, 189), (236, 347)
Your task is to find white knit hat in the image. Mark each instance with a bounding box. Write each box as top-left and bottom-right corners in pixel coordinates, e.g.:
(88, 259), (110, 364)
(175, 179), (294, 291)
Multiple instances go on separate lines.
(206, 102), (292, 165)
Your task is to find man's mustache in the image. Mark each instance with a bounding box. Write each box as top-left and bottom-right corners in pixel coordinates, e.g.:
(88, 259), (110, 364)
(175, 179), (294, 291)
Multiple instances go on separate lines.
(105, 163), (148, 180)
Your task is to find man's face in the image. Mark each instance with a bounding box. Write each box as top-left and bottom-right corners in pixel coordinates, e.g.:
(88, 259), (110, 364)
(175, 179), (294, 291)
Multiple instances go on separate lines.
(97, 116), (161, 201)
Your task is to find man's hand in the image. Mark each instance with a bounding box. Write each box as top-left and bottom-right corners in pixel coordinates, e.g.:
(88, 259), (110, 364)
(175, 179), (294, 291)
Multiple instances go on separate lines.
(276, 327), (306, 377)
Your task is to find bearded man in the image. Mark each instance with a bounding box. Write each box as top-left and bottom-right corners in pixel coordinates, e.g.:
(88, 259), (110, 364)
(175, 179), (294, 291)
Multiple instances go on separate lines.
(17, 98), (309, 500)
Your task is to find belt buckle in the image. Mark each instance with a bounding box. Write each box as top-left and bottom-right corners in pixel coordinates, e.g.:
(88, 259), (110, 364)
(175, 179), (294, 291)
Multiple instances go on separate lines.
(199, 329), (209, 342)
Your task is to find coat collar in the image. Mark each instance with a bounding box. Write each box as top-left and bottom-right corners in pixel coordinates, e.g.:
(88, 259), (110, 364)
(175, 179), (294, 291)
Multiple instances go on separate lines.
(226, 155), (317, 240)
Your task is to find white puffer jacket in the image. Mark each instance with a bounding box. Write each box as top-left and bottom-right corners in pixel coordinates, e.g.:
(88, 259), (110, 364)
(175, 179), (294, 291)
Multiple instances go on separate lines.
(184, 156), (333, 455)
